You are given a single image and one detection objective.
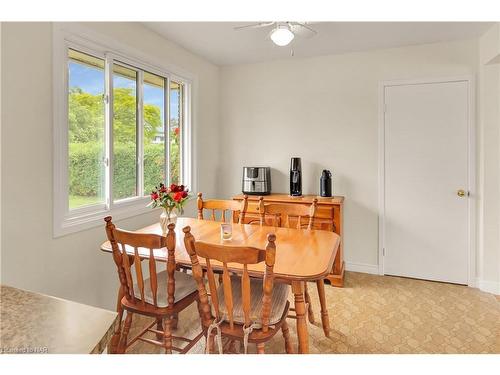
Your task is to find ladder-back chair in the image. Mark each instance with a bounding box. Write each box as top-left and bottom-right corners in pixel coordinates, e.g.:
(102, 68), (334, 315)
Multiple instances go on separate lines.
(264, 199), (319, 229)
(104, 217), (203, 353)
(262, 198), (333, 337)
(197, 193), (248, 223)
(183, 226), (293, 354)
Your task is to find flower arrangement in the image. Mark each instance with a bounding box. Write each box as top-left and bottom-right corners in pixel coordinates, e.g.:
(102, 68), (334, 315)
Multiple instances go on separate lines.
(148, 183), (190, 225)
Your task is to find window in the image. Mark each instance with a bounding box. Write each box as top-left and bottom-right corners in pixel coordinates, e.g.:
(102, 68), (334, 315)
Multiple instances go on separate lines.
(143, 71), (166, 195)
(68, 49), (106, 210)
(170, 81), (183, 185)
(54, 28), (192, 237)
(112, 63), (138, 201)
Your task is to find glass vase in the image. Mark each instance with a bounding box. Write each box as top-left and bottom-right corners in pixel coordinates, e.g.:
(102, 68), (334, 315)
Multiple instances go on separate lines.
(160, 208), (177, 235)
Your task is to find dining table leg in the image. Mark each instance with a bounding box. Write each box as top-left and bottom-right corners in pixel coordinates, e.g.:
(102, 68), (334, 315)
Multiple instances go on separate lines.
(291, 280), (309, 354)
(316, 279), (331, 337)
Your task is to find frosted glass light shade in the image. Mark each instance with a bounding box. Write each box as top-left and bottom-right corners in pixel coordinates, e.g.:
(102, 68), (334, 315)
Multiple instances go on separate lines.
(270, 27), (294, 46)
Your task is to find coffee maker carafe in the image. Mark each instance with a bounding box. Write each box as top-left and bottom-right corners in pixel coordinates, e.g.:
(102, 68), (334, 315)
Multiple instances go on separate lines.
(289, 157), (302, 196)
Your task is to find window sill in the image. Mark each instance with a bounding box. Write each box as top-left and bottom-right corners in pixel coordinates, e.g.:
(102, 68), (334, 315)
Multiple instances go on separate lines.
(53, 197), (157, 238)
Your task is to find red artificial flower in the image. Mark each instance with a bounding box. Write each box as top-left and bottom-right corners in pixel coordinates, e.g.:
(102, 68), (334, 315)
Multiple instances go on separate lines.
(159, 186), (167, 193)
(173, 192), (183, 202)
(179, 184), (185, 191)
(150, 192), (159, 200)
(170, 183), (179, 192)
(181, 190), (188, 198)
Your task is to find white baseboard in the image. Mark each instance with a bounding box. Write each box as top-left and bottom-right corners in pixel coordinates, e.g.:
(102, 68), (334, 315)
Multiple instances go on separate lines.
(345, 261), (379, 275)
(345, 264), (499, 295)
(476, 278), (500, 295)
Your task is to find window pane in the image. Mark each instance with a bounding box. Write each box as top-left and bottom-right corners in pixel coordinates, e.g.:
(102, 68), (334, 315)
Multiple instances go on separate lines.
(170, 81), (183, 185)
(113, 63), (137, 201)
(68, 49), (106, 210)
(143, 72), (165, 195)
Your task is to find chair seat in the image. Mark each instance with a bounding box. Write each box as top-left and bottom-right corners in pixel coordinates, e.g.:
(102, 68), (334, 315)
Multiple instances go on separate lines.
(134, 270), (197, 308)
(215, 277), (290, 325)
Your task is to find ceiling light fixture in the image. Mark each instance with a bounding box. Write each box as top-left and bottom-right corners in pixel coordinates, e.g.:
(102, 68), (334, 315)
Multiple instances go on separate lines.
(270, 24), (295, 46)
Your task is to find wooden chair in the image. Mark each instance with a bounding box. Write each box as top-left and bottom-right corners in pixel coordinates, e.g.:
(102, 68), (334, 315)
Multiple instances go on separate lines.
(104, 217), (203, 354)
(262, 198), (332, 338)
(197, 193), (248, 223)
(183, 226), (293, 354)
(187, 193), (250, 276)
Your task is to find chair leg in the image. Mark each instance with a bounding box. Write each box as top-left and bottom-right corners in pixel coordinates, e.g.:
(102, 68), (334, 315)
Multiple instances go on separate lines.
(155, 317), (164, 340)
(281, 320), (294, 354)
(163, 316), (173, 354)
(109, 286), (124, 354)
(304, 282), (315, 324)
(256, 343), (265, 354)
(292, 281), (309, 354)
(117, 312), (133, 353)
(207, 332), (216, 354)
(316, 279), (330, 337)
(171, 313), (179, 330)
(196, 297), (203, 318)
(226, 340), (237, 353)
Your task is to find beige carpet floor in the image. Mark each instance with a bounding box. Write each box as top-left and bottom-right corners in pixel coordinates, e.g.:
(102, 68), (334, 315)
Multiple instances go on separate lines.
(125, 271), (500, 354)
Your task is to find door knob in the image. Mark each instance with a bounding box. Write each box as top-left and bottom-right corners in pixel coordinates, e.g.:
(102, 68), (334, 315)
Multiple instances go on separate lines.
(457, 189), (467, 197)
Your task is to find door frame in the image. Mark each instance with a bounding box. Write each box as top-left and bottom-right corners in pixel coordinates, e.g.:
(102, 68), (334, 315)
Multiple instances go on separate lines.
(378, 76), (476, 286)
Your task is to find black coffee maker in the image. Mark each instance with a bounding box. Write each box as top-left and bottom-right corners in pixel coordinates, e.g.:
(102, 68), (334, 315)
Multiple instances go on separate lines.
(289, 157), (302, 196)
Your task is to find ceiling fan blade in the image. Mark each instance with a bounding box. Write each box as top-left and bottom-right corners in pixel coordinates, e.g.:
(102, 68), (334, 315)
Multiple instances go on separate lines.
(234, 22), (275, 31)
(289, 22), (318, 38)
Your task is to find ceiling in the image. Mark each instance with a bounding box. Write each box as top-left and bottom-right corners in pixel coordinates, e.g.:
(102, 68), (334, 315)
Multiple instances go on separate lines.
(144, 22), (493, 66)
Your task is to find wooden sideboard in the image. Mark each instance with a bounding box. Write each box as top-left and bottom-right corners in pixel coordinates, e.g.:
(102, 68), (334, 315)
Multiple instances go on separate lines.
(233, 193), (345, 287)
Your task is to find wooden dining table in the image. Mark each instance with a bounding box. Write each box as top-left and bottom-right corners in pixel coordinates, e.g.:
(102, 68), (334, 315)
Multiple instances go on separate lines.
(100, 217), (340, 354)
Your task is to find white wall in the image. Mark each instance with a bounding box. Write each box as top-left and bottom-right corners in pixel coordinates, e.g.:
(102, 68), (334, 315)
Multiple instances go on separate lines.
(219, 39), (478, 271)
(0, 22), (220, 310)
(2, 23), (498, 306)
(477, 23), (500, 294)
(0, 22), (2, 283)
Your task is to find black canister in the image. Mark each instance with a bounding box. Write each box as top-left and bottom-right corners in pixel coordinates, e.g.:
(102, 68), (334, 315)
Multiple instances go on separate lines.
(320, 170), (332, 197)
(290, 157), (302, 196)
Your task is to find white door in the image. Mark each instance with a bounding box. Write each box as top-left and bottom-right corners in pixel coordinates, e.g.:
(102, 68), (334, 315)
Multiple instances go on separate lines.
(383, 80), (470, 284)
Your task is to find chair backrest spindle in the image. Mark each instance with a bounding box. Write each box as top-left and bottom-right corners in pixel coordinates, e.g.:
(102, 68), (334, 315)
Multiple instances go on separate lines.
(120, 243), (135, 301)
(148, 247), (158, 306)
(133, 246), (145, 305)
(205, 259), (220, 319)
(221, 262), (234, 328)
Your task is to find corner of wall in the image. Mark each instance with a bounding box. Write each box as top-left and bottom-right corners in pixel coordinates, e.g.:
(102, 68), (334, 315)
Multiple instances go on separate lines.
(476, 22), (500, 296)
(480, 23), (500, 65)
(475, 278), (500, 295)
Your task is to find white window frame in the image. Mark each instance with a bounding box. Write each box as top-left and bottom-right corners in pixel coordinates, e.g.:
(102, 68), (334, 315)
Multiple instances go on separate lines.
(53, 24), (194, 237)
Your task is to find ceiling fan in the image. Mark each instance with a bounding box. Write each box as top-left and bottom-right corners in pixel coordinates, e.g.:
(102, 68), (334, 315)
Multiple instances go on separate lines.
(234, 22), (318, 47)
